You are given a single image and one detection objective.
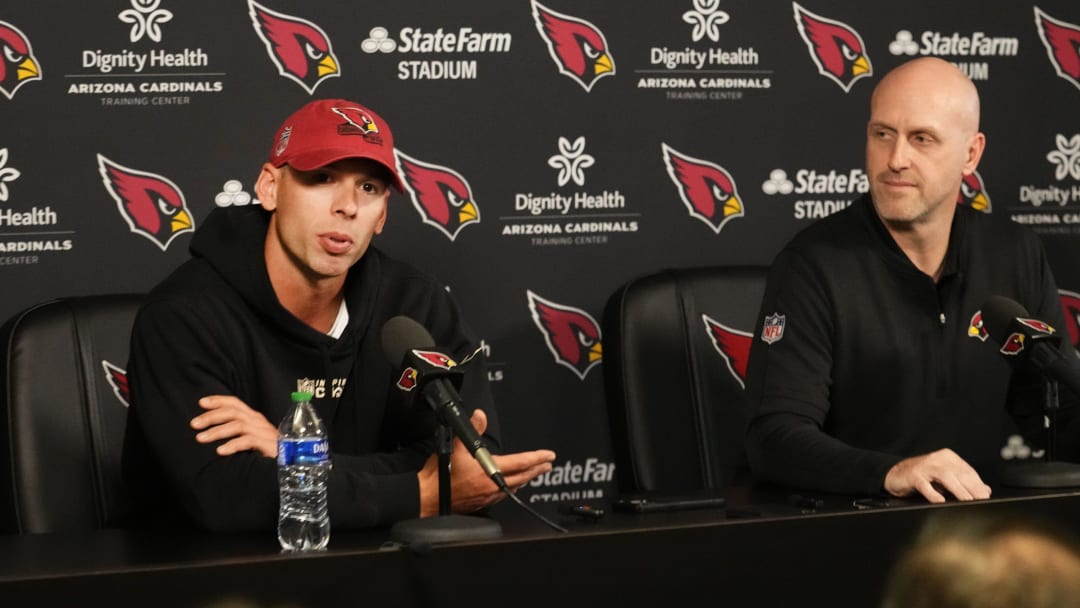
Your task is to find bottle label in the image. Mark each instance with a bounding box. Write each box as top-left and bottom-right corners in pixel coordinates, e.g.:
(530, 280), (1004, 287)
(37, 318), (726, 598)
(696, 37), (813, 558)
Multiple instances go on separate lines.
(277, 437), (330, 466)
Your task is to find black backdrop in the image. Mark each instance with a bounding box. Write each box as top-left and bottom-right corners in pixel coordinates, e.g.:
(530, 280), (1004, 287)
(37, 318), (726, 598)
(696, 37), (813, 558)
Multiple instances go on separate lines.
(2, 0), (1079, 505)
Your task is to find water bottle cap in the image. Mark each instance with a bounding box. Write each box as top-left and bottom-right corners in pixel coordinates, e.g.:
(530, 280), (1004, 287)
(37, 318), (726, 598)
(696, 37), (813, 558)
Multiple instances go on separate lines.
(291, 391), (313, 402)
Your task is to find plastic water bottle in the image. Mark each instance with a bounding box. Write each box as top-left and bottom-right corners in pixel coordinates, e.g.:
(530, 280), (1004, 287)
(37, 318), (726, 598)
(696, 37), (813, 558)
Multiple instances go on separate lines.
(277, 390), (331, 551)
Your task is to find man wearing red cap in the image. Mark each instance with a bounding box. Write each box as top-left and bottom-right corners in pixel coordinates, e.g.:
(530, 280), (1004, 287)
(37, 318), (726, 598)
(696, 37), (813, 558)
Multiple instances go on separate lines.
(123, 99), (555, 532)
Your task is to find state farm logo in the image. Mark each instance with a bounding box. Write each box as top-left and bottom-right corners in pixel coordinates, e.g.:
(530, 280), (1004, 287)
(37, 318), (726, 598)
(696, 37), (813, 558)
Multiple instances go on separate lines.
(395, 151), (480, 242)
(887, 28), (1018, 81)
(97, 154), (193, 251)
(1034, 7), (1080, 93)
(662, 143), (744, 233)
(793, 3), (872, 93)
(760, 167), (865, 220)
(358, 23), (512, 81)
(639, 2), (767, 102)
(0, 20), (42, 100)
(248, 0), (338, 94)
(504, 137), (635, 247)
(119, 0), (173, 43)
(1011, 134), (1080, 234)
(531, 0), (615, 92)
(527, 290), (602, 380)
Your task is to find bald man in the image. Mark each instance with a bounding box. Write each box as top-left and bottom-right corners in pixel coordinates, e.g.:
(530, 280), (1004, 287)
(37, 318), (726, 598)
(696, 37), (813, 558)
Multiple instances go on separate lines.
(744, 58), (1078, 503)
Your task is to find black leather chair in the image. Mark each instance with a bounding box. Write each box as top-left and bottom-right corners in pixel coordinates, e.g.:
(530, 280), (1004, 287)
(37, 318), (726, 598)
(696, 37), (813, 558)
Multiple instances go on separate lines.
(602, 266), (768, 495)
(0, 294), (143, 534)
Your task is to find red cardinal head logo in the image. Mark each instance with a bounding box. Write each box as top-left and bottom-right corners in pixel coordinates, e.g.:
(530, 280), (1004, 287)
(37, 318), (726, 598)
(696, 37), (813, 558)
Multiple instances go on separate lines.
(957, 171), (991, 212)
(531, 0), (615, 92)
(395, 368), (418, 392)
(662, 143), (744, 234)
(102, 360), (130, 407)
(793, 3), (872, 93)
(1035, 7), (1080, 93)
(0, 20), (41, 100)
(1000, 332), (1027, 356)
(702, 314), (753, 389)
(97, 154), (194, 251)
(1059, 289), (1080, 352)
(248, 0), (339, 94)
(395, 150), (480, 242)
(527, 290), (602, 380)
(968, 310), (989, 342)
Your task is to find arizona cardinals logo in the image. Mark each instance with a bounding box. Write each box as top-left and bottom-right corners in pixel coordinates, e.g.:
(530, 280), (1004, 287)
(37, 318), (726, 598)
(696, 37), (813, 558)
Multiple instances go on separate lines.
(662, 143), (744, 234)
(957, 171), (991, 212)
(968, 310), (988, 342)
(97, 154), (194, 251)
(527, 290), (602, 380)
(413, 350), (458, 369)
(1018, 318), (1056, 336)
(395, 150), (480, 242)
(1035, 7), (1080, 93)
(531, 0), (615, 92)
(102, 360), (130, 407)
(248, 0), (339, 95)
(702, 314), (752, 389)
(0, 20), (41, 100)
(331, 107), (380, 138)
(793, 3), (872, 93)
(395, 368), (418, 392)
(1059, 289), (1080, 353)
(1000, 332), (1026, 356)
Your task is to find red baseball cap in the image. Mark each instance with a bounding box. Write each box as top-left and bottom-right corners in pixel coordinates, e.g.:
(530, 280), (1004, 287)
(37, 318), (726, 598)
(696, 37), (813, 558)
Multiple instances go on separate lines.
(268, 98), (404, 192)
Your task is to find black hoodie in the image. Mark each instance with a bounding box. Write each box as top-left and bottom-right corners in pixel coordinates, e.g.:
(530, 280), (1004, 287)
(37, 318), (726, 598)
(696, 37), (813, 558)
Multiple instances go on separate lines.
(122, 205), (496, 532)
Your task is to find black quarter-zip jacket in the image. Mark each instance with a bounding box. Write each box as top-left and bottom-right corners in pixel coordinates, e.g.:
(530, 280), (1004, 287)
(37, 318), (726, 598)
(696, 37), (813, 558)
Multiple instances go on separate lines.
(122, 206), (496, 531)
(745, 194), (1079, 495)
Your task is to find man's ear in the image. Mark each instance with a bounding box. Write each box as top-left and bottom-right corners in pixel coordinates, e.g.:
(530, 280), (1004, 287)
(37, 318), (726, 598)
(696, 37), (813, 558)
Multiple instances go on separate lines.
(373, 194), (389, 235)
(255, 163), (280, 211)
(961, 132), (986, 176)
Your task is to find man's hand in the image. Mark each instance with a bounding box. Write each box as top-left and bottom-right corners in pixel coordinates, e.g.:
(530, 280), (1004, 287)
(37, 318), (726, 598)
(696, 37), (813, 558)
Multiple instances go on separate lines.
(417, 409), (556, 517)
(191, 395), (279, 458)
(884, 448), (991, 503)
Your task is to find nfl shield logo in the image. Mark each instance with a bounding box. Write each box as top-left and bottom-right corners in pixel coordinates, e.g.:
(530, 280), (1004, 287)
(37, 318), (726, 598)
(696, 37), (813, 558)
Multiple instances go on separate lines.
(761, 313), (786, 344)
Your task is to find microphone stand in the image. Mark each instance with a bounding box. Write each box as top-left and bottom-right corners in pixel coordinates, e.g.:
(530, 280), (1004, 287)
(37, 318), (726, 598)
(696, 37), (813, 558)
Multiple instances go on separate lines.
(389, 413), (503, 545)
(1000, 379), (1080, 488)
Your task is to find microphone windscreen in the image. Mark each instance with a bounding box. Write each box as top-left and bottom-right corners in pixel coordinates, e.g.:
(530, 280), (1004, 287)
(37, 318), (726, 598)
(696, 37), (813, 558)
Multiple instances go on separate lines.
(981, 295), (1029, 345)
(380, 316), (436, 366)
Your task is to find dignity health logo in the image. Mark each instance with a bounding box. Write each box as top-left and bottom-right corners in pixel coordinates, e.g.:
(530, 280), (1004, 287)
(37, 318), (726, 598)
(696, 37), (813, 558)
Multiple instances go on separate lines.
(119, 0), (173, 43)
(547, 137), (595, 187)
(0, 148), (19, 202)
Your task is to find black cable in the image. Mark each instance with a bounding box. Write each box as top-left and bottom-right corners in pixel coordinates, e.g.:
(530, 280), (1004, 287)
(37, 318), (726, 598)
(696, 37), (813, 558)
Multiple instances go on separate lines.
(491, 473), (568, 533)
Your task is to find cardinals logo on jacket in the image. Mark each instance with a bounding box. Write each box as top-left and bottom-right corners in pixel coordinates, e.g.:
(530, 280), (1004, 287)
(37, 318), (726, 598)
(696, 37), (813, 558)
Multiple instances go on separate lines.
(702, 314), (753, 389)
(102, 360), (130, 407)
(957, 171), (991, 212)
(793, 3), (872, 93)
(662, 143), (744, 234)
(968, 310), (989, 342)
(97, 154), (194, 251)
(527, 290), (602, 380)
(1059, 289), (1080, 352)
(248, 0), (339, 95)
(395, 150), (480, 242)
(1034, 7), (1080, 93)
(531, 0), (615, 92)
(0, 20), (41, 100)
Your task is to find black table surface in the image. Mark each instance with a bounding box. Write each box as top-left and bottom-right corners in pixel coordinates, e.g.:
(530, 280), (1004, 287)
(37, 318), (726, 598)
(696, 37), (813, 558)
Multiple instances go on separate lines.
(2, 484), (1079, 607)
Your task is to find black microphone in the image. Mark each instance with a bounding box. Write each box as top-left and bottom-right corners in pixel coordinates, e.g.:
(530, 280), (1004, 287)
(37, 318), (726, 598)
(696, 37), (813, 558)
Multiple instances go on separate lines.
(380, 316), (506, 487)
(981, 295), (1080, 398)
